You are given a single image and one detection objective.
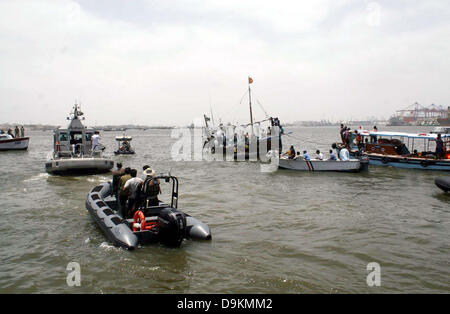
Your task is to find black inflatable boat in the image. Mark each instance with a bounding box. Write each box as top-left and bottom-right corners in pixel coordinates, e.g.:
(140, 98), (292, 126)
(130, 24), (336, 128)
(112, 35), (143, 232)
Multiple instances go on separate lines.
(85, 175), (211, 249)
(435, 176), (450, 193)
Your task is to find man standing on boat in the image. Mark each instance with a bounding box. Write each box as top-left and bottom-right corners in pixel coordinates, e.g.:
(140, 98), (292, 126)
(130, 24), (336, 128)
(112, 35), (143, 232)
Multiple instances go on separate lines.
(20, 125), (24, 138)
(91, 131), (100, 152)
(436, 134), (444, 159)
(14, 126), (19, 138)
(123, 169), (144, 218)
(142, 167), (161, 207)
(118, 167), (132, 217)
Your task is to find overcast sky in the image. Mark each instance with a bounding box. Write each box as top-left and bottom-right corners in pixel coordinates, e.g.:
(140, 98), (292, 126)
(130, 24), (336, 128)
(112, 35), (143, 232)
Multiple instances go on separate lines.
(0, 0), (449, 126)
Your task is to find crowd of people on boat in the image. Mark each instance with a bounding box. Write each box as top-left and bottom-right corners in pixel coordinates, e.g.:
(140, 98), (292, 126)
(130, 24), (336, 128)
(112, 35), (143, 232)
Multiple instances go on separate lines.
(111, 163), (161, 219)
(284, 145), (349, 161)
(204, 116), (285, 152)
(0, 125), (25, 138)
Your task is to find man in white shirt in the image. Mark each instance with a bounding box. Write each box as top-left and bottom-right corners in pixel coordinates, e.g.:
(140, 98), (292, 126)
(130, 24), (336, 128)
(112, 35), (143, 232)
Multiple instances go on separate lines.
(123, 169), (144, 217)
(339, 147), (350, 161)
(316, 150), (324, 160)
(91, 131), (100, 151)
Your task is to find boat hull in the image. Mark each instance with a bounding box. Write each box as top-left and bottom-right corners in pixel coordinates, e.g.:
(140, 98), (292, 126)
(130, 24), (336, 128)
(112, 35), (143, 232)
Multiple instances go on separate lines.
(279, 158), (367, 172)
(85, 182), (211, 249)
(435, 177), (450, 192)
(0, 137), (29, 151)
(367, 154), (450, 171)
(45, 157), (114, 175)
(113, 150), (135, 155)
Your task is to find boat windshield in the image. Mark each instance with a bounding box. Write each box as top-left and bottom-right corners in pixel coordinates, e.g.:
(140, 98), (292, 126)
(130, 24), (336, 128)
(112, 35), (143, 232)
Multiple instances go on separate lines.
(59, 132), (68, 141)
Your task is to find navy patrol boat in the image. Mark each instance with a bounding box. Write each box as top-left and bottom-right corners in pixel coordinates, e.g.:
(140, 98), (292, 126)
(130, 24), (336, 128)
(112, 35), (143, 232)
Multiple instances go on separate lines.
(45, 104), (114, 175)
(85, 175), (212, 249)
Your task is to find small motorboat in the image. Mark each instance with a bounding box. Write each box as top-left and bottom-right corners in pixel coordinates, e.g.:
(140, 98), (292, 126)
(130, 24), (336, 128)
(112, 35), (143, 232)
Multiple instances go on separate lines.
(114, 135), (135, 155)
(85, 175), (212, 249)
(45, 104), (114, 175)
(278, 155), (368, 172)
(0, 133), (29, 151)
(435, 176), (450, 192)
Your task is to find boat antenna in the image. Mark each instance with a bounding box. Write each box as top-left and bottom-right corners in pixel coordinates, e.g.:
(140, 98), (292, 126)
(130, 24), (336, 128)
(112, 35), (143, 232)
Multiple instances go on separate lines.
(209, 93), (215, 128)
(248, 76), (254, 134)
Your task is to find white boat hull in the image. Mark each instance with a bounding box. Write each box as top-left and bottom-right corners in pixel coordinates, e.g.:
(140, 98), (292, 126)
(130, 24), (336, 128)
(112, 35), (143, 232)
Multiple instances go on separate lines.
(0, 137), (29, 151)
(45, 157), (114, 175)
(278, 158), (366, 172)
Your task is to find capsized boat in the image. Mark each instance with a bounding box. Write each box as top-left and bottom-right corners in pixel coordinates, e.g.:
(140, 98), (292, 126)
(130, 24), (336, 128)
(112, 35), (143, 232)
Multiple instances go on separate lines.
(114, 135), (135, 155)
(435, 177), (450, 192)
(0, 133), (29, 151)
(356, 130), (450, 170)
(85, 175), (212, 249)
(45, 104), (114, 175)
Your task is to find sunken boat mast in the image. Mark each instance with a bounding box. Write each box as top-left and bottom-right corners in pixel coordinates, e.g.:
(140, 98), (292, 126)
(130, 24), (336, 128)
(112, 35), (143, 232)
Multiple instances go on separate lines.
(45, 103), (114, 175)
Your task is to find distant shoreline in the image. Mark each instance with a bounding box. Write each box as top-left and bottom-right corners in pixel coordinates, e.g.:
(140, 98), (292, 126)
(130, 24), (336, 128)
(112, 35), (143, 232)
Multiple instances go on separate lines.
(0, 123), (175, 131)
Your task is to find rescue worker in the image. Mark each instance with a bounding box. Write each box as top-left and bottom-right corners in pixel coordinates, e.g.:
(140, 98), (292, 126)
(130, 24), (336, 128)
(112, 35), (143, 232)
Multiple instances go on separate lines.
(111, 162), (124, 198)
(142, 167), (161, 207)
(118, 167), (132, 218)
(123, 169), (144, 218)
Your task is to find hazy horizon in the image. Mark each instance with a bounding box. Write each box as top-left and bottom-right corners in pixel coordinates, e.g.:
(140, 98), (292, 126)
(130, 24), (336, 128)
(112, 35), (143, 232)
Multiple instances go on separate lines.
(1, 0), (449, 126)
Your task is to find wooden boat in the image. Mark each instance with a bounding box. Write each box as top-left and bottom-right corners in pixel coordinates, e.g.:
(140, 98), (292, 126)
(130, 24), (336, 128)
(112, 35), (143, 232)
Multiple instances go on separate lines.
(202, 77), (284, 162)
(0, 133), (29, 151)
(356, 130), (450, 170)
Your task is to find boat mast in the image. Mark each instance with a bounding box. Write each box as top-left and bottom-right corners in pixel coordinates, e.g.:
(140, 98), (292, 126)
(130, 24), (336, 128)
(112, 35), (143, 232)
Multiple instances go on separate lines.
(248, 76), (254, 134)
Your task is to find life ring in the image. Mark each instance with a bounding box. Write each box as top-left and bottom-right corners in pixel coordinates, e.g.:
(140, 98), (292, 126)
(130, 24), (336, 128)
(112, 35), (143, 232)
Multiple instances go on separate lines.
(132, 210), (146, 232)
(381, 157), (389, 164)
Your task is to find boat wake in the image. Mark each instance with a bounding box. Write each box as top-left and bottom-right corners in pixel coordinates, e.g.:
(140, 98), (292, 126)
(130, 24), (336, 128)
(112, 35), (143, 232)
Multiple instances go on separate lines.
(24, 172), (50, 182)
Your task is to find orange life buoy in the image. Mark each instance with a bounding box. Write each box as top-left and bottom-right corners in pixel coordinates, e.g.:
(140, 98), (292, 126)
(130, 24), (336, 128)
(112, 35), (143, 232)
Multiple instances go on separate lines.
(132, 210), (157, 232)
(132, 210), (146, 232)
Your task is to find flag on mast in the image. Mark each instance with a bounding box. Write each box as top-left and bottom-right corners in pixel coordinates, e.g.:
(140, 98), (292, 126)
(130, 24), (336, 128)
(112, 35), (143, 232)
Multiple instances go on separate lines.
(248, 77), (253, 84)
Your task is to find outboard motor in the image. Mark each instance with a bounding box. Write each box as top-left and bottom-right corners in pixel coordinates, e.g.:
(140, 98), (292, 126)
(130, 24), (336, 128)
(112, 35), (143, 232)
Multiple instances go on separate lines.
(158, 208), (187, 247)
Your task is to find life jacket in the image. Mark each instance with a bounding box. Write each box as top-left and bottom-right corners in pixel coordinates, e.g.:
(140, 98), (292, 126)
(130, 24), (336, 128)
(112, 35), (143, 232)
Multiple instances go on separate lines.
(144, 179), (160, 199)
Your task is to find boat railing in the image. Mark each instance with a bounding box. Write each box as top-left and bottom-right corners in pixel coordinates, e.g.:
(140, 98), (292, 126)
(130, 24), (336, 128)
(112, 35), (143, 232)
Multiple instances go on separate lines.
(55, 143), (101, 158)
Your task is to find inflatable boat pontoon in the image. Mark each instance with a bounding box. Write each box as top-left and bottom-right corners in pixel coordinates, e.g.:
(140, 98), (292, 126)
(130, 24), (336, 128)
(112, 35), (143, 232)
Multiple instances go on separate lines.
(435, 176), (450, 193)
(85, 175), (211, 249)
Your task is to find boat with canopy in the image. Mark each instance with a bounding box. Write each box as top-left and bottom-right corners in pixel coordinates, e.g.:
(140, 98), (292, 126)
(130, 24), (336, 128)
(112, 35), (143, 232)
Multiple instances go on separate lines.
(354, 130), (450, 170)
(114, 135), (135, 155)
